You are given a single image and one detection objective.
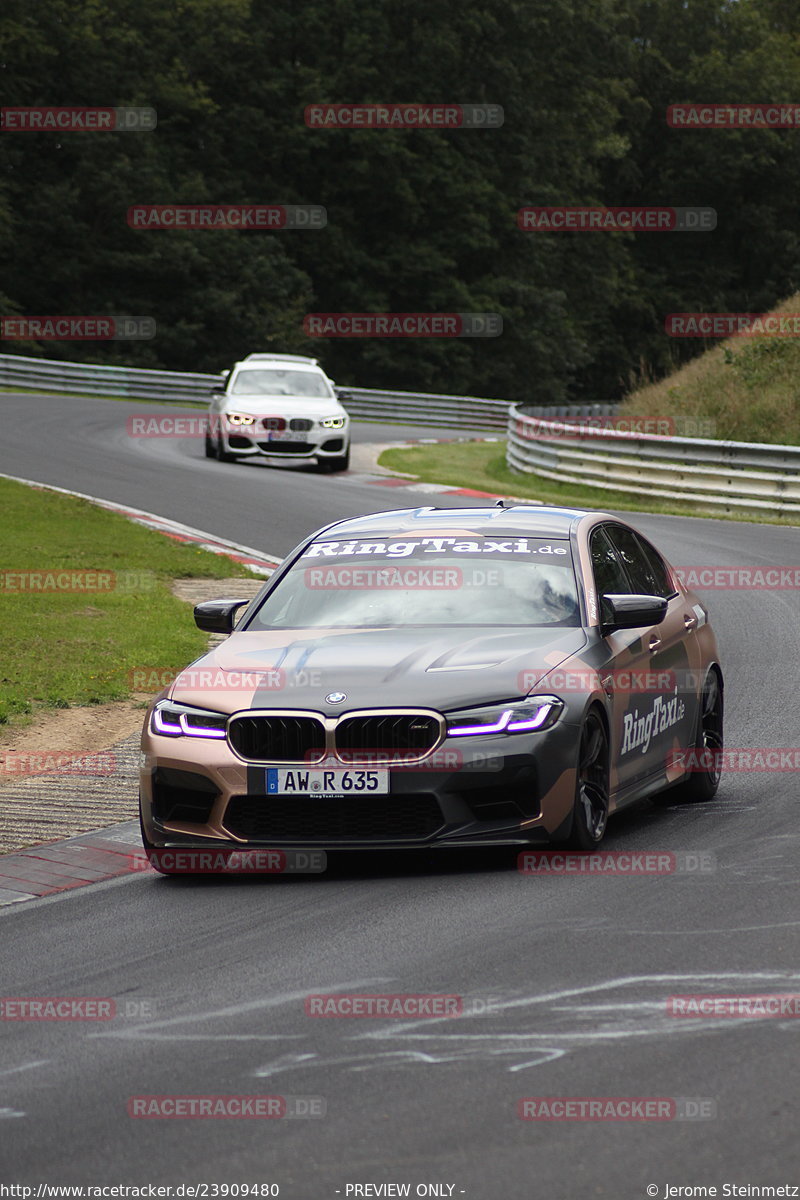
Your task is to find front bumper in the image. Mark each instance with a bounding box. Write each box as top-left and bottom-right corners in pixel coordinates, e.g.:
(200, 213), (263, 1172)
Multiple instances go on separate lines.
(139, 721), (581, 851)
(224, 429), (348, 459)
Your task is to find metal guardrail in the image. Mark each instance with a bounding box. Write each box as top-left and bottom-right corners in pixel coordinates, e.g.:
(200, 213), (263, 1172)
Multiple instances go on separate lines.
(0, 352), (216, 403)
(7, 352), (796, 513)
(0, 351), (615, 431)
(333, 387), (509, 430)
(507, 405), (800, 515)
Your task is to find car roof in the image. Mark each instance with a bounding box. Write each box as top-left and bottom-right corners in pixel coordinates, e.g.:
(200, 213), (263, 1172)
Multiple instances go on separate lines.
(315, 505), (594, 540)
(240, 354), (320, 366)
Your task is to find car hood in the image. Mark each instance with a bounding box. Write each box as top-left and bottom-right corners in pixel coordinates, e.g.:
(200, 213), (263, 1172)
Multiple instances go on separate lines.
(221, 395), (346, 419)
(169, 625), (589, 714)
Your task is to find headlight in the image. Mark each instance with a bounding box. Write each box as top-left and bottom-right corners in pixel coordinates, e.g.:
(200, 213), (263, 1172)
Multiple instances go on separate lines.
(321, 416), (345, 428)
(151, 700), (228, 739)
(227, 413), (255, 426)
(446, 696), (563, 737)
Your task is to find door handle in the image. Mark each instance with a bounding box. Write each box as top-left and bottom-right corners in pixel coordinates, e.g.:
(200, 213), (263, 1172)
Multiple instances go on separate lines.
(648, 635), (662, 653)
(684, 613), (698, 630)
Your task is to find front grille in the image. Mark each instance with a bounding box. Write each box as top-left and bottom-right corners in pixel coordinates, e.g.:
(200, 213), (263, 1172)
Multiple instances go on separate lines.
(229, 710), (443, 764)
(336, 714), (440, 761)
(228, 715), (326, 762)
(256, 440), (315, 454)
(261, 417), (286, 430)
(289, 418), (313, 431)
(223, 793), (445, 842)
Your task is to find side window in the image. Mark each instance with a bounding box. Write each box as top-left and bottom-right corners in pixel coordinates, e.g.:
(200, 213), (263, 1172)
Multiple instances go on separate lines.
(590, 527), (631, 623)
(605, 525), (672, 598)
(631, 532), (675, 599)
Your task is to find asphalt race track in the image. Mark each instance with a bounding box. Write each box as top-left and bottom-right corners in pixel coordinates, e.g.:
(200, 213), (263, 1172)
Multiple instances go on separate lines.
(0, 392), (494, 557)
(1, 392), (799, 1196)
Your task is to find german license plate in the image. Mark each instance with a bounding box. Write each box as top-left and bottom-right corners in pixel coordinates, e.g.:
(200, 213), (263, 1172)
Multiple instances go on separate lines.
(265, 768), (389, 796)
(267, 430), (307, 442)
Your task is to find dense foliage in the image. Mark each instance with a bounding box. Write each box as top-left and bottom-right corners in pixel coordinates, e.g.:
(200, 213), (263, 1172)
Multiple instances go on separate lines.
(2, 0), (800, 403)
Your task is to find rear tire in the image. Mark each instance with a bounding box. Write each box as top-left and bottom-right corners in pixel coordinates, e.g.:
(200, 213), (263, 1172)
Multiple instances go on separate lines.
(561, 709), (610, 849)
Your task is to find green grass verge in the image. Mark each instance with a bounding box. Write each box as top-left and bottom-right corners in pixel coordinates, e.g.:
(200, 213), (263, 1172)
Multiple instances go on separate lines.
(620, 292), (800, 444)
(378, 442), (799, 525)
(0, 477), (255, 728)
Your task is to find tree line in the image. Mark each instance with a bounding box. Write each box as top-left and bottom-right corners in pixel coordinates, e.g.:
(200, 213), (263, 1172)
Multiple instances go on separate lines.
(2, 0), (800, 405)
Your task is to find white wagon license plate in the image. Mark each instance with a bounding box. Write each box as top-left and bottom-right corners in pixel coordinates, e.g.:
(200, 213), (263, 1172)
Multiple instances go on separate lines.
(267, 430), (307, 442)
(265, 768), (389, 796)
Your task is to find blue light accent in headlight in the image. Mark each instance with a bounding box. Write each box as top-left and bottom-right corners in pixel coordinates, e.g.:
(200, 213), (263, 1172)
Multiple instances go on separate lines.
(448, 711), (513, 737)
(446, 697), (562, 738)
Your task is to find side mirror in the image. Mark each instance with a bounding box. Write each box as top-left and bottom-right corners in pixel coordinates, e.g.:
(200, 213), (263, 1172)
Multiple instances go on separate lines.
(220, 369), (230, 380)
(193, 598), (249, 634)
(601, 593), (668, 631)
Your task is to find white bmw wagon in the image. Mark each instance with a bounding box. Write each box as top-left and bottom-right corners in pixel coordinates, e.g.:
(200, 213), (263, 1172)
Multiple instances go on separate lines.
(206, 353), (351, 471)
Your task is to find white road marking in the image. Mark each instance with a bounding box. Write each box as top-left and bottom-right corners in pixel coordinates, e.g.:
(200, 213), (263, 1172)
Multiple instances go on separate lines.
(0, 1060), (49, 1078)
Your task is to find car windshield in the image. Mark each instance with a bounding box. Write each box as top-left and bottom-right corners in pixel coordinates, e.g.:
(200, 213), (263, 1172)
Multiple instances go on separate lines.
(248, 537), (581, 628)
(231, 369), (332, 397)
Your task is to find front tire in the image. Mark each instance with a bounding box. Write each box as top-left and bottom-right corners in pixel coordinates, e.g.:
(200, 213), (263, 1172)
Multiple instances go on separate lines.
(139, 795), (196, 876)
(317, 447), (350, 473)
(139, 797), (173, 875)
(562, 709), (610, 849)
(215, 431), (238, 464)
